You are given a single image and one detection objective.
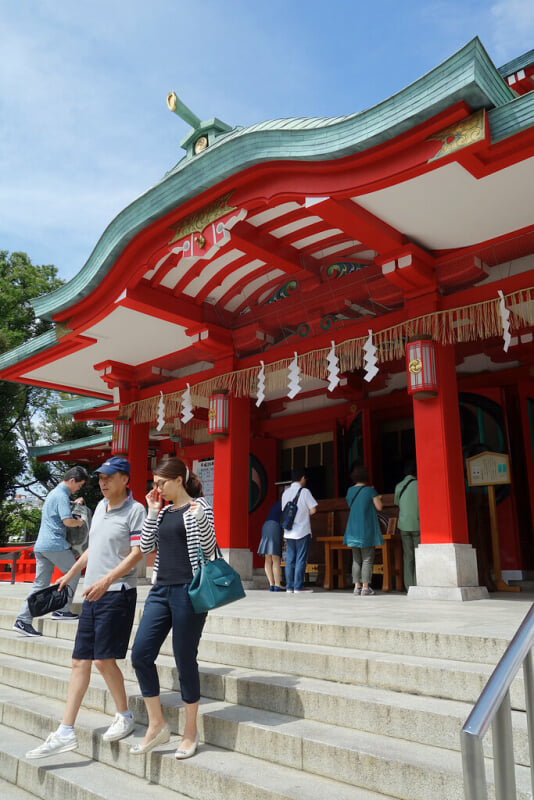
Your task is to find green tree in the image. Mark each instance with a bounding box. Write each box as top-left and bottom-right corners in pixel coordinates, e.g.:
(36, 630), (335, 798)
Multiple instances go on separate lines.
(0, 251), (107, 542)
(1, 502), (41, 543)
(0, 251), (64, 539)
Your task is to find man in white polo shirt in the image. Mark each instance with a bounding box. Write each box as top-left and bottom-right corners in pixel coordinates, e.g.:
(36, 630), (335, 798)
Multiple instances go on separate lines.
(282, 469), (318, 593)
(26, 457), (146, 759)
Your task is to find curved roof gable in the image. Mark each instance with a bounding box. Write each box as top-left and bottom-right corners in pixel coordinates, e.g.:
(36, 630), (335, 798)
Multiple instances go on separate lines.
(33, 37), (513, 322)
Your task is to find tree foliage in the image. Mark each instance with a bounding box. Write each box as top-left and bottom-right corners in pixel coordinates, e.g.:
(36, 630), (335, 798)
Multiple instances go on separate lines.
(0, 251), (104, 540)
(0, 251), (65, 502)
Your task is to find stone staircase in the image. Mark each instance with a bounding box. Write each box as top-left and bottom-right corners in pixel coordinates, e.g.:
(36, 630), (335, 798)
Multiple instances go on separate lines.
(0, 590), (531, 800)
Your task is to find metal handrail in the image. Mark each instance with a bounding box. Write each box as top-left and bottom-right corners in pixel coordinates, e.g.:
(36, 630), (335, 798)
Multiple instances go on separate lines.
(461, 602), (534, 799)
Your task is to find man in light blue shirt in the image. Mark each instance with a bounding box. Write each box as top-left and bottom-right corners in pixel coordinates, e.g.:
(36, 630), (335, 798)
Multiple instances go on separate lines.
(13, 465), (89, 637)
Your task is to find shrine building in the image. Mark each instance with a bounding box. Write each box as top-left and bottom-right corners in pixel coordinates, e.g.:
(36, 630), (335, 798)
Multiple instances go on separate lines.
(2, 38), (534, 599)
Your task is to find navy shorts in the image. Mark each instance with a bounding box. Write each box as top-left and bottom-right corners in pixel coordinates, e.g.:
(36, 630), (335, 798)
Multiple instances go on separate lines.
(72, 587), (136, 660)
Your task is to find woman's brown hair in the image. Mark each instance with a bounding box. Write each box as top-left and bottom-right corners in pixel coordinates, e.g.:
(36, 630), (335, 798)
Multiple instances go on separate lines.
(350, 462), (369, 484)
(153, 456), (203, 498)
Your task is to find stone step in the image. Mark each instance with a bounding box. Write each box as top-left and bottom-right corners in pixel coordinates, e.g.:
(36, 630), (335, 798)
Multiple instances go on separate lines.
(0, 717), (400, 800)
(0, 777), (40, 799)
(0, 622), (524, 712)
(0, 724), (190, 800)
(203, 610), (510, 665)
(0, 598), (512, 664)
(0, 640), (530, 768)
(2, 682), (530, 800)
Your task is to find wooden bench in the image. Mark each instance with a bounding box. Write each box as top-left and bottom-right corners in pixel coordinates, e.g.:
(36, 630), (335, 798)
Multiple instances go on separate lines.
(317, 522), (403, 591)
(310, 495), (403, 591)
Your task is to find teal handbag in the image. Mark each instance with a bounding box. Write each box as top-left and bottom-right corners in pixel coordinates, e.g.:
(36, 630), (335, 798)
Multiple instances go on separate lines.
(188, 543), (246, 614)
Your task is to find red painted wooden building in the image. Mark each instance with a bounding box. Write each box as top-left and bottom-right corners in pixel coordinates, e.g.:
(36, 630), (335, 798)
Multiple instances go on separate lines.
(2, 39), (534, 599)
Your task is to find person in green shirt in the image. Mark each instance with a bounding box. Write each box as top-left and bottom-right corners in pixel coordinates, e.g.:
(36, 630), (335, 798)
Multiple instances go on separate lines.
(394, 460), (420, 590)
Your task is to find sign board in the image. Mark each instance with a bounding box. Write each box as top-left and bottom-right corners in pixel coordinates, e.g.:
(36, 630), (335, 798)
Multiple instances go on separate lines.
(193, 458), (214, 507)
(466, 451), (511, 487)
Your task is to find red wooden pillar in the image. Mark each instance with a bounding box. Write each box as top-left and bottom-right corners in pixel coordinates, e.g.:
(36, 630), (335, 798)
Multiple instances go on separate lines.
(410, 343), (487, 600)
(212, 395), (250, 552)
(127, 421), (150, 504)
(412, 343), (469, 544)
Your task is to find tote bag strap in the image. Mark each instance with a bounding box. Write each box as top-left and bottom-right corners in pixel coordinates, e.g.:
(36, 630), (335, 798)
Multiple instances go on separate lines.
(197, 541), (222, 565)
(349, 486), (364, 508)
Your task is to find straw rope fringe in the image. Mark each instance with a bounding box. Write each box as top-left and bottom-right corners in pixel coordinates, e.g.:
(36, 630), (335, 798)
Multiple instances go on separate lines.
(120, 289), (532, 424)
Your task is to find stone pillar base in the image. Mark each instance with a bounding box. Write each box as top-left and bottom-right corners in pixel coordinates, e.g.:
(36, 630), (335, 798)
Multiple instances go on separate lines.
(407, 543), (489, 602)
(221, 548), (254, 588)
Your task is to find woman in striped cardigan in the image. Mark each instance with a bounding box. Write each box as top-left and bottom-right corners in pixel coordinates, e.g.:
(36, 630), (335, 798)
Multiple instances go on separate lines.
(130, 456), (216, 759)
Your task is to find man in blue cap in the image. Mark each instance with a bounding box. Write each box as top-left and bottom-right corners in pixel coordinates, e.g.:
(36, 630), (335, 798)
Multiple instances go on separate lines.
(26, 457), (146, 759)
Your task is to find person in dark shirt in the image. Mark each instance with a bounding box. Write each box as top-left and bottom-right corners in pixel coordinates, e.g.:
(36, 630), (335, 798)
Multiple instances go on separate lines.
(257, 498), (285, 591)
(130, 456), (216, 760)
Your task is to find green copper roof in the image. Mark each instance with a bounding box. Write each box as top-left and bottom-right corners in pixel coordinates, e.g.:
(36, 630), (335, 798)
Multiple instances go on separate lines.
(0, 329), (57, 372)
(57, 397), (110, 416)
(498, 48), (534, 78)
(28, 37), (517, 325)
(28, 425), (112, 458)
(489, 90), (534, 142)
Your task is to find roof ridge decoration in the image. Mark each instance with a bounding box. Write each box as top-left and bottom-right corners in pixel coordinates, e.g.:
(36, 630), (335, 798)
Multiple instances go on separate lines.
(167, 91), (232, 159)
(30, 37), (516, 323)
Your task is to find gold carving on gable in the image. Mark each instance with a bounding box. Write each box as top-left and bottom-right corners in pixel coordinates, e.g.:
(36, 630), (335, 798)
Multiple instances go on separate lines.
(168, 193), (237, 245)
(427, 110), (486, 161)
(55, 321), (72, 340)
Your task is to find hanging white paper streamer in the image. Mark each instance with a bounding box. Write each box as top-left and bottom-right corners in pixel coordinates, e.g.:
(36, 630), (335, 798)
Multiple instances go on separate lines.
(363, 330), (379, 382)
(181, 383), (194, 424)
(255, 360), (265, 407)
(327, 340), (340, 392)
(156, 391), (165, 431)
(287, 352), (301, 399)
(498, 290), (511, 353)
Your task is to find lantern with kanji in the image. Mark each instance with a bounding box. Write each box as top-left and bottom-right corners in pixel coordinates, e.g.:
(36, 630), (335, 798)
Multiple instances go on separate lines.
(111, 419), (130, 455)
(208, 393), (229, 436)
(406, 339), (438, 399)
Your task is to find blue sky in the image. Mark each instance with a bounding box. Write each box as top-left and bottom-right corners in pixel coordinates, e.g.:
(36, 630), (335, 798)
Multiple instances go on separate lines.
(1, 0), (533, 283)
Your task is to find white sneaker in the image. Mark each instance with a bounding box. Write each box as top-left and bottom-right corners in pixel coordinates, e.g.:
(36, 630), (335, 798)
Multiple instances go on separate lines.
(26, 730), (78, 759)
(103, 712), (135, 741)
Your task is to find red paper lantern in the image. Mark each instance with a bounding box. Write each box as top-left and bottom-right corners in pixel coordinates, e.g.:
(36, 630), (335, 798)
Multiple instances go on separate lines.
(111, 419), (130, 455)
(208, 394), (229, 436)
(406, 339), (438, 399)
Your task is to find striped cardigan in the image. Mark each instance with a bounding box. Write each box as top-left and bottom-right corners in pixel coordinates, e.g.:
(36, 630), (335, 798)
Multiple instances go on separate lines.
(140, 497), (217, 583)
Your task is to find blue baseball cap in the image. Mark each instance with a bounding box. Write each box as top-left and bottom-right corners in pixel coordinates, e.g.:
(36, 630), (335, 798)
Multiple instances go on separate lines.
(94, 456), (130, 476)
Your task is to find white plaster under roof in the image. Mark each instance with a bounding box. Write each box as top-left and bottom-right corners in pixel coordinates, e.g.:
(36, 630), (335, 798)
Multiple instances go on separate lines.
(247, 202), (302, 226)
(22, 306), (195, 396)
(202, 259), (265, 305)
(355, 157), (534, 250)
(183, 248), (245, 296)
